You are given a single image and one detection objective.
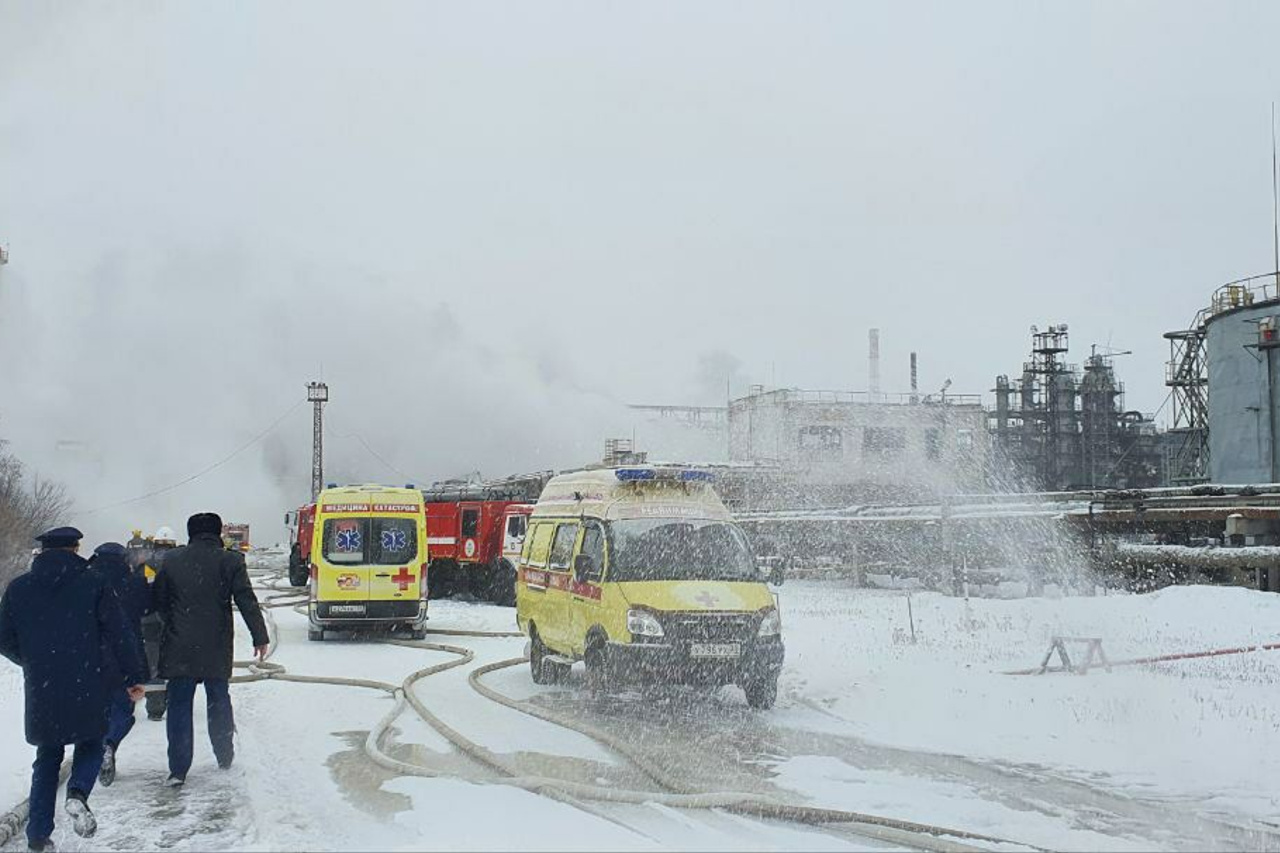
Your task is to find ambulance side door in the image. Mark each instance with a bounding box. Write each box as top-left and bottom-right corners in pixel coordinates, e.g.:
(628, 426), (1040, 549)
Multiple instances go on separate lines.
(520, 521), (558, 644)
(543, 521), (580, 653)
(569, 521), (607, 656)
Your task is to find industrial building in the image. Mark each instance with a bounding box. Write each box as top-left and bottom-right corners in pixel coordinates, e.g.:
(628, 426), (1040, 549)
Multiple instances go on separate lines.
(725, 385), (988, 507)
(627, 332), (988, 509)
(990, 325), (1161, 491)
(1166, 274), (1280, 484)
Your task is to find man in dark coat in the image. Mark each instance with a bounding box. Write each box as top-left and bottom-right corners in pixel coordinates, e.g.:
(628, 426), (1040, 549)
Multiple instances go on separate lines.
(0, 527), (148, 852)
(153, 512), (269, 786)
(88, 542), (152, 786)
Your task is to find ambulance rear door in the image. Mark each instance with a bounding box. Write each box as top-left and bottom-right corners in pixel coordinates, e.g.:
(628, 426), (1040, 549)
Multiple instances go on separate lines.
(368, 514), (424, 602)
(317, 515), (372, 605)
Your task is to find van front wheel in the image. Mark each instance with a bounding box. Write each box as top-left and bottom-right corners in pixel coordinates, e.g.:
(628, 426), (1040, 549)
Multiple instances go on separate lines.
(743, 674), (778, 710)
(584, 641), (610, 697)
(530, 629), (552, 685)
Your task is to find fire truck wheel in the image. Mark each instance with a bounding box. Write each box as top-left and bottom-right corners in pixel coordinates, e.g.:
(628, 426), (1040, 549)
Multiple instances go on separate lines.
(288, 566), (309, 587)
(490, 560), (517, 607)
(308, 628), (326, 642)
(466, 567), (490, 600)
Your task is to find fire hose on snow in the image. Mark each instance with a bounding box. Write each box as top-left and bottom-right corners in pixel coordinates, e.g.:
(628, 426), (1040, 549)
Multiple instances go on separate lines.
(244, 573), (1039, 851)
(1, 568), (1039, 853)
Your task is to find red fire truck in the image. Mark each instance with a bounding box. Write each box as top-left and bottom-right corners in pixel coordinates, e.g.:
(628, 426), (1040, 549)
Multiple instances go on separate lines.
(422, 473), (550, 605)
(286, 503), (317, 586)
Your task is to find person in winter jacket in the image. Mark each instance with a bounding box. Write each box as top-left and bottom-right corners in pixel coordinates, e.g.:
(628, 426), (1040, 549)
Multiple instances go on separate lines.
(0, 527), (148, 853)
(88, 542), (152, 787)
(153, 512), (268, 786)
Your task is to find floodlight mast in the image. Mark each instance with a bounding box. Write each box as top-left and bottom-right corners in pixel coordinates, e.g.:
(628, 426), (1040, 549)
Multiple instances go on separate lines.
(307, 382), (329, 501)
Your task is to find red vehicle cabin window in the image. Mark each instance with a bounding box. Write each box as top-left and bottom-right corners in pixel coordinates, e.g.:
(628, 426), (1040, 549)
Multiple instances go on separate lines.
(461, 509), (479, 538)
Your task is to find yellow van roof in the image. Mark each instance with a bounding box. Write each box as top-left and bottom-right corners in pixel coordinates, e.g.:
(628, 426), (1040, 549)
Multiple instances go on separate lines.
(532, 467), (730, 522)
(317, 484), (424, 511)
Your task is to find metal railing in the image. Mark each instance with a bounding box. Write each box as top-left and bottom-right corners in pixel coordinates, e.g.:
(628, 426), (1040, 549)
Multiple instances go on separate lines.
(733, 388), (982, 407)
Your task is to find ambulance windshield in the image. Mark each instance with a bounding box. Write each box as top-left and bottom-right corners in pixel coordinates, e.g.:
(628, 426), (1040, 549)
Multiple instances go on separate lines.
(606, 519), (757, 582)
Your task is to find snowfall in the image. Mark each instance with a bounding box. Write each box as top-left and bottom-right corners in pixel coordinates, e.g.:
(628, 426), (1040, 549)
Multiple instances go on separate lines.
(1, 554), (1278, 852)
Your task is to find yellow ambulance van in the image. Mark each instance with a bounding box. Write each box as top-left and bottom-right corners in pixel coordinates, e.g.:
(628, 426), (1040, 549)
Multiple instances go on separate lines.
(308, 484), (428, 641)
(516, 466), (784, 708)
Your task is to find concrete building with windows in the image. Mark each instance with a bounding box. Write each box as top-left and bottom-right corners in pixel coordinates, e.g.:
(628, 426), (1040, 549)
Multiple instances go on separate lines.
(725, 387), (988, 507)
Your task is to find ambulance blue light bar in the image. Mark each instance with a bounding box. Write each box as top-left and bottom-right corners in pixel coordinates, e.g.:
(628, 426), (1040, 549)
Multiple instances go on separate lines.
(614, 468), (715, 483)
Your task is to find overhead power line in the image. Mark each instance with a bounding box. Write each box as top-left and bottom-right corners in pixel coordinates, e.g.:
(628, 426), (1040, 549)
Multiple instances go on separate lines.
(327, 415), (428, 486)
(82, 398), (307, 516)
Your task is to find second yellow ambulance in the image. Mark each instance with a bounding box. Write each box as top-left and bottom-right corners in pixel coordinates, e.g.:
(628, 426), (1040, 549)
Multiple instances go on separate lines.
(516, 466), (784, 708)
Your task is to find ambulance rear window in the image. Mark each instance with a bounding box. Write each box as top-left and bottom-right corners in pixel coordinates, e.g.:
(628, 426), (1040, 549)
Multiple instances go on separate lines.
(323, 517), (417, 566)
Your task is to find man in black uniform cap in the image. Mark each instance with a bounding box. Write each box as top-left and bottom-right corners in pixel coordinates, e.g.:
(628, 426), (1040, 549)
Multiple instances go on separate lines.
(153, 512), (268, 786)
(0, 526), (148, 852)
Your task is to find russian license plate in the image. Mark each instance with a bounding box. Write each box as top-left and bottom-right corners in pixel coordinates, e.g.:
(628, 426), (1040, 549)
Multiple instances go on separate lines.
(690, 642), (740, 658)
(329, 604), (366, 615)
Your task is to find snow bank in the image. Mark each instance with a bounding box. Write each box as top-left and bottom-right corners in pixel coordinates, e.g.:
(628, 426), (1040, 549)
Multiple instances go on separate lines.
(776, 581), (1280, 823)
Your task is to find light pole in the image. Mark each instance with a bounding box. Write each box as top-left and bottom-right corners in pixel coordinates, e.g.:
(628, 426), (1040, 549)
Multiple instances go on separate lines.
(307, 382), (329, 501)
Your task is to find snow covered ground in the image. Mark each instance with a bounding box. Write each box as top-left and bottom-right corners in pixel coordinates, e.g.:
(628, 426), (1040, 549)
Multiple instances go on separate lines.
(1, 561), (1278, 851)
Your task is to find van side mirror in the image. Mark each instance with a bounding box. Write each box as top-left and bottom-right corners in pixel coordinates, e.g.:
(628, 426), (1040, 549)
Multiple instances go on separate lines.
(574, 553), (598, 581)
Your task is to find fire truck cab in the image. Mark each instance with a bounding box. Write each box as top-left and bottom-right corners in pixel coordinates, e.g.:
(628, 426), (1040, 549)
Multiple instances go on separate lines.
(307, 485), (428, 641)
(421, 473), (549, 605)
(424, 498), (533, 605)
(221, 523), (251, 553)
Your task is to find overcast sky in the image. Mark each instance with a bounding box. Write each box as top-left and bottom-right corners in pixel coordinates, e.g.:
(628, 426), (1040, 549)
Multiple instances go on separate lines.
(3, 1), (1280, 543)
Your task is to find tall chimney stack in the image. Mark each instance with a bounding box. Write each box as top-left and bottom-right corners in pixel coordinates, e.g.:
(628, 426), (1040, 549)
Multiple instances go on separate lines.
(869, 329), (881, 399)
(910, 351), (918, 403)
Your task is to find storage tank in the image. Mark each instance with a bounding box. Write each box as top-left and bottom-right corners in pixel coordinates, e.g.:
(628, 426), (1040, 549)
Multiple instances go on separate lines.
(1206, 288), (1280, 483)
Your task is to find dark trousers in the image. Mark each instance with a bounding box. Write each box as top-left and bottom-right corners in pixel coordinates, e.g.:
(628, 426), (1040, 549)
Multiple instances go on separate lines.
(105, 688), (136, 748)
(166, 677), (234, 779)
(27, 740), (104, 843)
(144, 637), (167, 719)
